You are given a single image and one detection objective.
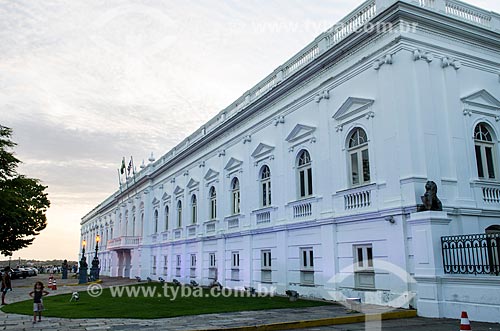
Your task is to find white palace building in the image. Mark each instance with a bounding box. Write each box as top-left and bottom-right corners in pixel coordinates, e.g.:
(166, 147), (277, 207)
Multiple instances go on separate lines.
(81, 0), (500, 322)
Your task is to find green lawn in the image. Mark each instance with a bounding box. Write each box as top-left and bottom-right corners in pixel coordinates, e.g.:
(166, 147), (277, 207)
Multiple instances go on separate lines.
(1, 283), (333, 319)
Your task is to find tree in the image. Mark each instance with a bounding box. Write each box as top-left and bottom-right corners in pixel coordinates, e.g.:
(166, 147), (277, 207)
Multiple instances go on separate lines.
(0, 125), (50, 256)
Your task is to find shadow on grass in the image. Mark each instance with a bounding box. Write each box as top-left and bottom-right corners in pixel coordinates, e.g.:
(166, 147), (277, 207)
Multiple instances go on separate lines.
(1, 283), (334, 319)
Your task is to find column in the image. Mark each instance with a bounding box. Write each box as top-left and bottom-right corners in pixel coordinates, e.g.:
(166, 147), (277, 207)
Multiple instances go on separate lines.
(407, 211), (451, 317)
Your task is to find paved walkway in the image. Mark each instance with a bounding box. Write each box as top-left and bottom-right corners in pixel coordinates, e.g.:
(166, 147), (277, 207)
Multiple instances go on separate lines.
(1, 275), (498, 331)
(295, 317), (500, 330)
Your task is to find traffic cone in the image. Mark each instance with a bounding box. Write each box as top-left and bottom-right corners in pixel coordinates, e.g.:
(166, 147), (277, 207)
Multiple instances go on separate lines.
(460, 311), (472, 330)
(48, 277), (53, 290)
(52, 279), (57, 290)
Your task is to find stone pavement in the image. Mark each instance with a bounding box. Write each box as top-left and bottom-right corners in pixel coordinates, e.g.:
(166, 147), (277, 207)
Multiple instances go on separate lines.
(1, 275), (499, 331)
(294, 317), (500, 330)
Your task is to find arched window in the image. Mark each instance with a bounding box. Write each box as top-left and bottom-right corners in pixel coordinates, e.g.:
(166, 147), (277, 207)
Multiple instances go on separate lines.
(474, 123), (496, 180)
(154, 210), (159, 234)
(297, 150), (313, 198)
(209, 186), (217, 220)
(132, 215), (136, 236)
(191, 194), (197, 224)
(231, 178), (240, 215)
(124, 211), (128, 236)
(486, 225), (500, 234)
(140, 213), (144, 237)
(164, 205), (169, 231)
(347, 128), (370, 186)
(260, 165), (271, 207)
(177, 200), (182, 228)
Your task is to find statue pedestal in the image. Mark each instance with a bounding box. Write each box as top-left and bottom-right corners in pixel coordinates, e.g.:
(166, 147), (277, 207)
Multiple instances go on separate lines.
(90, 257), (100, 281)
(78, 267), (88, 284)
(408, 211), (451, 317)
(78, 256), (88, 284)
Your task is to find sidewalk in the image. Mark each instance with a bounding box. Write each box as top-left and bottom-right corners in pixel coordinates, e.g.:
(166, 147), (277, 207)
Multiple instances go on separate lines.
(1, 275), (496, 331)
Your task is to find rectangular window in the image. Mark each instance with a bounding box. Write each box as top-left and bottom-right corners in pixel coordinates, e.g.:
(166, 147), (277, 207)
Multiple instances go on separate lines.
(476, 145), (484, 178)
(232, 191), (240, 214)
(261, 250), (271, 269)
(268, 182), (271, 205)
(211, 199), (217, 219)
(190, 254), (196, 278)
(209, 253), (216, 267)
(300, 247), (314, 285)
(165, 211), (169, 231)
(163, 256), (168, 274)
(485, 147), (496, 179)
(152, 256), (157, 275)
(353, 244), (374, 288)
(362, 149), (370, 182)
(175, 254), (181, 277)
(351, 153), (359, 185)
(177, 210), (182, 228)
(354, 245), (373, 271)
(231, 251), (240, 269)
(262, 182), (267, 206)
(307, 168), (313, 196)
(300, 247), (314, 270)
(300, 170), (306, 197)
(192, 205), (197, 224)
(209, 253), (217, 279)
(231, 251), (240, 281)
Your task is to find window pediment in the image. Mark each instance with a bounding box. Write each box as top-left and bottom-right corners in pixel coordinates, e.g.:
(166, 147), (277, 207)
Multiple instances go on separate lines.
(204, 168), (219, 181)
(186, 178), (199, 190)
(173, 185), (184, 196)
(285, 124), (316, 143)
(162, 192), (171, 201)
(225, 157), (243, 172)
(333, 97), (375, 121)
(152, 197), (160, 206)
(251, 143), (275, 159)
(461, 90), (500, 111)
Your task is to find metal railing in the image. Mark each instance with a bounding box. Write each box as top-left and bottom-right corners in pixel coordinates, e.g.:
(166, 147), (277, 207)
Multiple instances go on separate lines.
(441, 233), (500, 275)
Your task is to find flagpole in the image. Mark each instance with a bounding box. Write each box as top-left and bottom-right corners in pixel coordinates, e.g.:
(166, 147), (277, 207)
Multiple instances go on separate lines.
(117, 169), (123, 193)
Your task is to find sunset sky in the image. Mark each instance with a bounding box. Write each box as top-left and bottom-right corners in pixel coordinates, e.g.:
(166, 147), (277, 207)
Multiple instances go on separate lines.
(1, 0), (499, 261)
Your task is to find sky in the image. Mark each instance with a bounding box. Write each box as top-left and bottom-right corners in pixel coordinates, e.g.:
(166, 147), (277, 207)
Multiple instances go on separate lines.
(1, 0), (499, 262)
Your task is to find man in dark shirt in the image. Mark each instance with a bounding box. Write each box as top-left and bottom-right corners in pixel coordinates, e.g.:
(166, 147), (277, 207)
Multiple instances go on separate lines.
(1, 266), (12, 305)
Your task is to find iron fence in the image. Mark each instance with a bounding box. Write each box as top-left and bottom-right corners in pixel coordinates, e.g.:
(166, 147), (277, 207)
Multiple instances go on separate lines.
(441, 233), (500, 275)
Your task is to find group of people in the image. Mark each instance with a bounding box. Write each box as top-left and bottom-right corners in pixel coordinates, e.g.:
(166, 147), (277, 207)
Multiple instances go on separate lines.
(2, 266), (50, 323)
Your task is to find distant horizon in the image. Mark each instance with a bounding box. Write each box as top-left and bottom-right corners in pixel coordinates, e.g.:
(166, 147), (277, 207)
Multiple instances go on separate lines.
(1, 0), (499, 261)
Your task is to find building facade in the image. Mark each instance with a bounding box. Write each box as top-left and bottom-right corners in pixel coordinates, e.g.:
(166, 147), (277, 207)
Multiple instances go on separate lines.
(81, 0), (500, 323)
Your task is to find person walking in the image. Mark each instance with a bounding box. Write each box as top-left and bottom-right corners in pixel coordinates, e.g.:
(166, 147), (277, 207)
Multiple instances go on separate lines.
(29, 281), (49, 323)
(1, 266), (12, 305)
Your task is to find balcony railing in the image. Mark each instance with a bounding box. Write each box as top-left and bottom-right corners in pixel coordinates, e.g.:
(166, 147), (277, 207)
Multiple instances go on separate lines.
(107, 236), (141, 250)
(225, 216), (240, 230)
(205, 221), (216, 234)
(256, 211), (270, 224)
(292, 201), (312, 218)
(187, 225), (197, 237)
(482, 185), (500, 204)
(344, 185), (372, 210)
(253, 207), (276, 225)
(441, 233), (500, 275)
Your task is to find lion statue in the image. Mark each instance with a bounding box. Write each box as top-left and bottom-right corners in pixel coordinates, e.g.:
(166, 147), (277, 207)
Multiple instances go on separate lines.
(417, 180), (443, 212)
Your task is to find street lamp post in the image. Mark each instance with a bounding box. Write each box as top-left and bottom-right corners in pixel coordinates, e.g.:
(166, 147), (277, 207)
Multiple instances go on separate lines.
(78, 240), (88, 284)
(90, 235), (101, 281)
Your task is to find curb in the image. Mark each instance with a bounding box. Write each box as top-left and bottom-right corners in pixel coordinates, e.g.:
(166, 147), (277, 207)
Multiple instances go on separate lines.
(194, 310), (417, 331)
